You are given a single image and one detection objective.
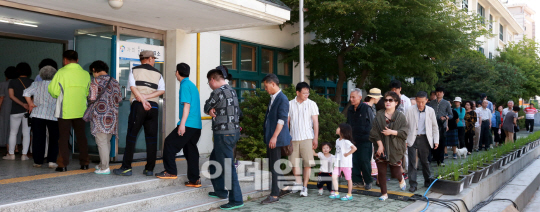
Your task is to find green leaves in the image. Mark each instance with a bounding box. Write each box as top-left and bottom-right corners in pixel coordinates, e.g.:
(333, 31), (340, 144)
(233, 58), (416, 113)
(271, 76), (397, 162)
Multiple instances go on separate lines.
(496, 38), (540, 99)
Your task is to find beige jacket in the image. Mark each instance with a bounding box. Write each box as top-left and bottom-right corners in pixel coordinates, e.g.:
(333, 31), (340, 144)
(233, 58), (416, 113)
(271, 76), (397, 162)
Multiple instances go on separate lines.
(405, 105), (440, 148)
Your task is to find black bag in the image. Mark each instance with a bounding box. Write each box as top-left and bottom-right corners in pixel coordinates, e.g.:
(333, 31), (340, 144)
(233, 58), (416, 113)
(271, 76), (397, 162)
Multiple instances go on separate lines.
(514, 125), (520, 133)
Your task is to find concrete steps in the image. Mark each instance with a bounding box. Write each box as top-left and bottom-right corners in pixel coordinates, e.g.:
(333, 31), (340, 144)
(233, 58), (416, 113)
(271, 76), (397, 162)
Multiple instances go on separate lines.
(0, 166), (270, 212)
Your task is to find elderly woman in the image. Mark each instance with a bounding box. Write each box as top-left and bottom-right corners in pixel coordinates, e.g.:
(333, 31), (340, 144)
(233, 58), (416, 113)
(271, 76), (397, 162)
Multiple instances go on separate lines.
(502, 106), (521, 143)
(88, 60), (121, 175)
(370, 91), (409, 201)
(23, 65), (59, 167)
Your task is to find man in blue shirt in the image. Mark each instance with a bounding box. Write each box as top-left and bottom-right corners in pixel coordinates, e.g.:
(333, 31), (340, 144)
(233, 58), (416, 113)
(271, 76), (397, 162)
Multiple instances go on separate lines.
(156, 63), (202, 187)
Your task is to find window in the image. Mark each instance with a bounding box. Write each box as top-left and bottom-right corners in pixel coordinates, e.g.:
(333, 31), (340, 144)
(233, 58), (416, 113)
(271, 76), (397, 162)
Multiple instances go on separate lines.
(489, 52), (493, 59)
(500, 24), (504, 41)
(277, 52), (290, 76)
(478, 46), (484, 54)
(261, 49), (273, 73)
(477, 4), (485, 24)
(311, 78), (349, 111)
(220, 37), (293, 101)
(220, 42), (237, 70)
(489, 15), (493, 30)
(241, 45), (256, 72)
(462, 0), (468, 11)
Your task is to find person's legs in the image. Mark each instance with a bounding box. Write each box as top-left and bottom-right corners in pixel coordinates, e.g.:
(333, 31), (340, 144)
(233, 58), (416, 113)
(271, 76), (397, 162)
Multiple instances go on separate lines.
(508, 132), (514, 143)
(142, 103), (159, 171)
(223, 132), (242, 205)
(210, 134), (228, 197)
(358, 142), (373, 185)
(288, 140), (302, 185)
(530, 119), (535, 132)
(8, 113), (23, 155)
(408, 140), (419, 188)
(331, 167), (340, 193)
(95, 133), (112, 170)
(31, 118), (46, 164)
(121, 102), (145, 169)
(56, 119), (72, 167)
(162, 126), (185, 176)
(72, 118), (89, 166)
(185, 128), (201, 182)
(474, 126), (480, 151)
(31, 118), (47, 164)
(20, 115), (30, 155)
(267, 145), (282, 197)
(299, 140), (315, 188)
(458, 127), (465, 149)
(417, 137), (432, 186)
(465, 132), (473, 153)
(351, 149), (363, 184)
(436, 126), (446, 164)
(46, 120), (59, 163)
(390, 165), (404, 181)
(376, 161), (388, 195)
(492, 127), (500, 146)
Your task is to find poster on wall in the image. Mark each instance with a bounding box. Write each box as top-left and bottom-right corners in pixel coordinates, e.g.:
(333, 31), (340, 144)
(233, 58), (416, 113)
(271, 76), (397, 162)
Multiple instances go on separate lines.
(118, 41), (164, 63)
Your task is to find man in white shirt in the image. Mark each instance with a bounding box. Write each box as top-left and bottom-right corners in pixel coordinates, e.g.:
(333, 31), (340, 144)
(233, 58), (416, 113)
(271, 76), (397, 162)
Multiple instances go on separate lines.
(478, 100), (492, 151)
(473, 101), (482, 152)
(288, 82), (319, 197)
(405, 91), (439, 192)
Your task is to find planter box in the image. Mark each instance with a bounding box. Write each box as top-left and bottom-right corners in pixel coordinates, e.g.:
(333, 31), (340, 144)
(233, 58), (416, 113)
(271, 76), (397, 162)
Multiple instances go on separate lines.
(460, 171), (475, 188)
(483, 163), (494, 176)
(516, 149), (523, 158)
(431, 176), (466, 195)
(472, 167), (487, 183)
(493, 158), (503, 170)
(501, 155), (509, 166)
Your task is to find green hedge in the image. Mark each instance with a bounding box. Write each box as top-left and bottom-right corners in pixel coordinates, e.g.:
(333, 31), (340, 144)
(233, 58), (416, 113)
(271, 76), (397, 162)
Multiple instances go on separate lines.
(236, 86), (346, 160)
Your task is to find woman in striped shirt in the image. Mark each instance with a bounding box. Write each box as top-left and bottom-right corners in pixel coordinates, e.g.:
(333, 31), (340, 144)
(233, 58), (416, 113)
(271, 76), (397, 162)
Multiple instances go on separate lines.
(23, 65), (59, 168)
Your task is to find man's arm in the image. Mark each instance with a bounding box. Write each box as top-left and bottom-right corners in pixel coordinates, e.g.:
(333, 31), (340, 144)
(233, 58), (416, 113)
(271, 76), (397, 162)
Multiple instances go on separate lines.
(312, 115), (319, 149)
(203, 89), (220, 114)
(431, 110), (440, 149)
(178, 103), (190, 136)
(446, 102), (453, 120)
(269, 97), (289, 149)
(48, 74), (60, 98)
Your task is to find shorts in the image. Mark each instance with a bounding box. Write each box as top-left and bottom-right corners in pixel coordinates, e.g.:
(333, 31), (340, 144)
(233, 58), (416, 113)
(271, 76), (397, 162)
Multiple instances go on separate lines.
(333, 167), (352, 181)
(288, 139), (316, 167)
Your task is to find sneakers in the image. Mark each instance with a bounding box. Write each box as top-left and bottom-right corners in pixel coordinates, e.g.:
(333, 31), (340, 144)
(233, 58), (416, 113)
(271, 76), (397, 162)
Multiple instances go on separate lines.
(300, 187), (308, 197)
(185, 179), (202, 188)
(220, 203), (244, 210)
(21, 155), (29, 160)
(209, 192), (228, 199)
(113, 167), (133, 176)
(364, 182), (372, 190)
(290, 182), (302, 193)
(95, 165), (100, 170)
(155, 171), (178, 179)
(95, 168), (110, 175)
(48, 162), (58, 168)
(3, 154), (15, 160)
(379, 194), (388, 201)
(33, 163), (42, 168)
(453, 154), (457, 159)
(353, 182), (364, 188)
(318, 189), (324, 196)
(329, 193), (340, 199)
(402, 173), (409, 180)
(143, 170), (153, 176)
(340, 195), (353, 201)
(444, 154), (448, 159)
(399, 179), (407, 191)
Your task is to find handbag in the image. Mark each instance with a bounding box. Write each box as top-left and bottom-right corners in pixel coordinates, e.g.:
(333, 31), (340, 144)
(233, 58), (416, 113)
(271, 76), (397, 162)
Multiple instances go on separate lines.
(514, 124), (520, 133)
(18, 78), (31, 127)
(83, 77), (113, 122)
(281, 140), (293, 156)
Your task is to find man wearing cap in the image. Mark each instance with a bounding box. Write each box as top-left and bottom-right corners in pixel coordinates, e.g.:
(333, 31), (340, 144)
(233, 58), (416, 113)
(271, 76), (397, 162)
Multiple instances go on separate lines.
(347, 88), (382, 190)
(156, 63), (202, 187)
(114, 50), (165, 177)
(453, 97), (466, 150)
(405, 91), (439, 192)
(428, 87), (453, 167)
(287, 82), (319, 197)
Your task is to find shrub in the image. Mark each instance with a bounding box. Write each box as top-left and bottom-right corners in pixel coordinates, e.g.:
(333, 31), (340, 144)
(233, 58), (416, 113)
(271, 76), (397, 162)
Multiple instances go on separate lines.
(236, 85), (346, 160)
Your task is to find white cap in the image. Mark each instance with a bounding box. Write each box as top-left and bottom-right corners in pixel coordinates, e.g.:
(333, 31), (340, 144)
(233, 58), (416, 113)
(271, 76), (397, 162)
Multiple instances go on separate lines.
(454, 97), (462, 103)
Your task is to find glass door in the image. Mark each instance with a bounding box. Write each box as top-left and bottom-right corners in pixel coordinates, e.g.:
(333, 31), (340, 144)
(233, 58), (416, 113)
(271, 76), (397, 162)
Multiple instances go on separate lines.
(73, 27), (115, 157)
(115, 27), (164, 161)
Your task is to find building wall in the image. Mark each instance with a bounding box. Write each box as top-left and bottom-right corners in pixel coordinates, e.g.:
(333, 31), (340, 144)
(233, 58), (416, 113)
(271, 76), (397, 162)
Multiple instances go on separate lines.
(507, 5), (536, 42)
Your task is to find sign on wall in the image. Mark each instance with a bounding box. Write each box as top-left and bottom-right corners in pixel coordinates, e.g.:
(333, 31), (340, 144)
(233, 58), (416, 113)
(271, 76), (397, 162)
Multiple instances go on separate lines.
(118, 41), (164, 63)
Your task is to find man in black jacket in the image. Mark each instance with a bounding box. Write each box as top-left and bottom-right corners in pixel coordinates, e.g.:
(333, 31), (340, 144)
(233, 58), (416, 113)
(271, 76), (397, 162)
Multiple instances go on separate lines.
(347, 88), (382, 190)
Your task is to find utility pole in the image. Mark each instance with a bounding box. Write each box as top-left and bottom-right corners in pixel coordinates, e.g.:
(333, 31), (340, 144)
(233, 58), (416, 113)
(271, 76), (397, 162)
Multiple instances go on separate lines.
(300, 0), (304, 82)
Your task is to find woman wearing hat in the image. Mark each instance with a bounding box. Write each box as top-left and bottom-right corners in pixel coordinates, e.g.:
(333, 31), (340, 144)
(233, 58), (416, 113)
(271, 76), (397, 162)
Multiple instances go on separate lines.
(453, 97), (466, 152)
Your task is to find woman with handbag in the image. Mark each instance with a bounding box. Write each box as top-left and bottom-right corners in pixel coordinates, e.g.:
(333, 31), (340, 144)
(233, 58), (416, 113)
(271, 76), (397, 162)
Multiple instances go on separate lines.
(86, 61), (121, 174)
(369, 91), (409, 201)
(23, 66), (59, 168)
(3, 63), (33, 161)
(502, 106), (521, 144)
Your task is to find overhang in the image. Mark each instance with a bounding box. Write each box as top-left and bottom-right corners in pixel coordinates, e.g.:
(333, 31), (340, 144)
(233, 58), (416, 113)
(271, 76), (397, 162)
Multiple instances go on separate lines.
(1, 0), (291, 33)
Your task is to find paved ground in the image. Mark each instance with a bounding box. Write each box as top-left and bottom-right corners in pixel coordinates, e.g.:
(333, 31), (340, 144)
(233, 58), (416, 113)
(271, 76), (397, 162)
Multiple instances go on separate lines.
(523, 187), (540, 212)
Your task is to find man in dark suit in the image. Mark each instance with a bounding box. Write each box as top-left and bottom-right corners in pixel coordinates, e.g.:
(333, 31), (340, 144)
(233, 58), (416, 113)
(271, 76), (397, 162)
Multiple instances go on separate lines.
(261, 74), (292, 204)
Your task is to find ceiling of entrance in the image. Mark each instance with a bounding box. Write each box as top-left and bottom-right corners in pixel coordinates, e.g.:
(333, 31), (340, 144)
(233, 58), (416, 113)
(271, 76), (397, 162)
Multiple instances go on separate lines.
(4, 0), (291, 33)
(0, 6), (104, 40)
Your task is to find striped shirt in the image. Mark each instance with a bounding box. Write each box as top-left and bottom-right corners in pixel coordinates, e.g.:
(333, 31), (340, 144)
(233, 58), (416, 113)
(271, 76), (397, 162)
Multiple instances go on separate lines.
(23, 80), (57, 121)
(288, 97), (319, 141)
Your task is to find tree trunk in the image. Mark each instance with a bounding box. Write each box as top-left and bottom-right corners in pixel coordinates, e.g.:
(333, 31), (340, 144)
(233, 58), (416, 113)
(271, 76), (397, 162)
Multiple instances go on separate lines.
(334, 54), (346, 104)
(356, 69), (369, 89)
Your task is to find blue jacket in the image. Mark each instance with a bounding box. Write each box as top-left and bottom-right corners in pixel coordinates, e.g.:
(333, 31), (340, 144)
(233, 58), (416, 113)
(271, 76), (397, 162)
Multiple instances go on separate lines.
(492, 111), (501, 128)
(263, 91), (292, 147)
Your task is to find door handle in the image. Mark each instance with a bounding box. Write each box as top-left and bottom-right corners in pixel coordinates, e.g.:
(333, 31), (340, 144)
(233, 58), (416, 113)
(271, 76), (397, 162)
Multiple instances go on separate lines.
(122, 86), (127, 100)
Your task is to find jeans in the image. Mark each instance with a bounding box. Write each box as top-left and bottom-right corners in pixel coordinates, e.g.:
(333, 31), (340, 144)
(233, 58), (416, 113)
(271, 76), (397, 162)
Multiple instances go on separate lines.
(122, 101), (159, 171)
(163, 126), (201, 181)
(31, 118), (59, 164)
(408, 135), (431, 188)
(209, 132), (243, 205)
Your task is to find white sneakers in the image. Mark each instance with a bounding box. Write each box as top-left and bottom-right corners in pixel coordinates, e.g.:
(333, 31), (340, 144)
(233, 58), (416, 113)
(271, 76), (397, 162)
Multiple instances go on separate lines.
(300, 187), (308, 197)
(49, 162), (58, 168)
(95, 168), (111, 175)
(290, 182), (302, 193)
(21, 155), (29, 160)
(2, 154), (15, 160)
(318, 189), (324, 196)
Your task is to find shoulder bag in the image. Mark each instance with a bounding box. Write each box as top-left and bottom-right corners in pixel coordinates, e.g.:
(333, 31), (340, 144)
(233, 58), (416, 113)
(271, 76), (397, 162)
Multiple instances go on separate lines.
(83, 77), (113, 122)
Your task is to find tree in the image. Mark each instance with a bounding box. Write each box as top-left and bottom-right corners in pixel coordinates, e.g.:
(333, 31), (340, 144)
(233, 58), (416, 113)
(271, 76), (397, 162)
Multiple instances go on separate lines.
(496, 37), (540, 99)
(281, 0), (488, 104)
(437, 49), (525, 104)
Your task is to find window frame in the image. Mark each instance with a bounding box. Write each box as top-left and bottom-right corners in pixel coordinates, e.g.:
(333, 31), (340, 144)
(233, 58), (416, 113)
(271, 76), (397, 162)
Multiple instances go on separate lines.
(311, 78), (349, 111)
(500, 24), (504, 41)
